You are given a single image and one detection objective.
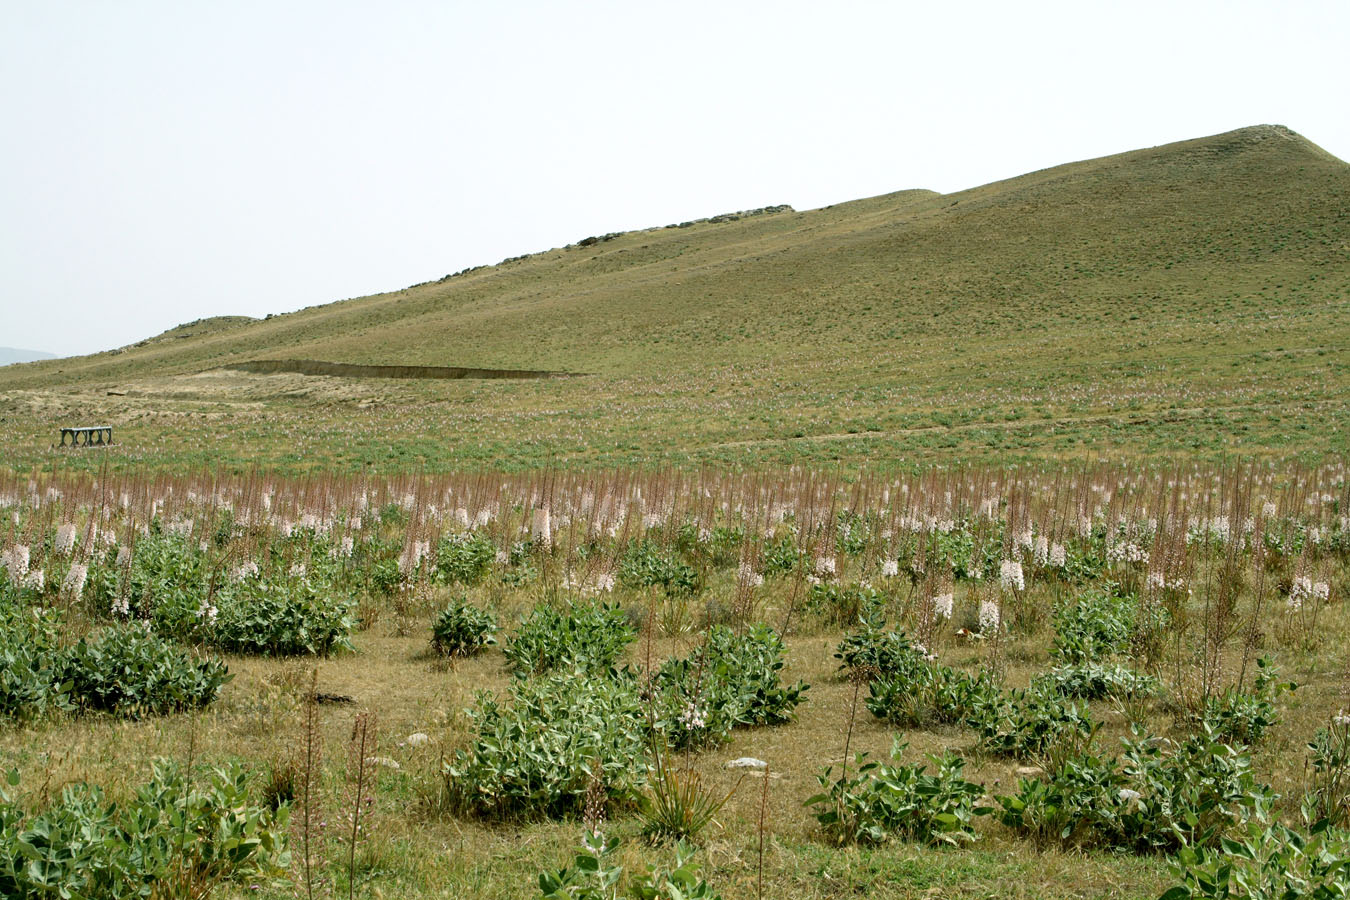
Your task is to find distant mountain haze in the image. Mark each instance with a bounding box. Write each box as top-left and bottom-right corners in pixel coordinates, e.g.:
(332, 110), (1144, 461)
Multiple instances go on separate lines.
(0, 347), (58, 366)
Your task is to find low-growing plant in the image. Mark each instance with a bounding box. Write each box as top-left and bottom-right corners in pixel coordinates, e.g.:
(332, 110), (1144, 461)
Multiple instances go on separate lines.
(866, 664), (1001, 729)
(806, 582), (884, 628)
(431, 597), (497, 657)
(651, 624), (807, 749)
(618, 541), (699, 596)
(0, 604), (71, 722)
(805, 739), (989, 846)
(1305, 712), (1350, 829)
(997, 726), (1276, 853)
(1197, 657), (1294, 747)
(0, 760), (289, 899)
(1051, 587), (1136, 664)
(637, 741), (741, 843)
(212, 575), (355, 656)
(1034, 662), (1160, 701)
(433, 532), (495, 586)
(60, 624), (230, 717)
(445, 672), (647, 819)
(504, 600), (636, 676)
(968, 685), (1098, 762)
(1158, 817), (1350, 899)
(537, 831), (723, 900)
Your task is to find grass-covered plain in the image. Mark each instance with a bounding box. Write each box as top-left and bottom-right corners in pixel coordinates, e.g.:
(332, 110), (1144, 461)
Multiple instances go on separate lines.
(2, 464), (1348, 899)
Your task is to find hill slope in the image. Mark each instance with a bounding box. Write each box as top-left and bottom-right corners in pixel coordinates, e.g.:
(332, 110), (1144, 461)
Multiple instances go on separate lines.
(1, 124), (1346, 472)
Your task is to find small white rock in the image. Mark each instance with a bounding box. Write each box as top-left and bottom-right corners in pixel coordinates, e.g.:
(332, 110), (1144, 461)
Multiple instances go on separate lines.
(726, 757), (768, 770)
(406, 732), (430, 748)
(366, 756), (401, 770)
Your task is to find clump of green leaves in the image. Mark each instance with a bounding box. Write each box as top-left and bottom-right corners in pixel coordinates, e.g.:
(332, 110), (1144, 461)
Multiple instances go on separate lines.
(60, 624), (230, 717)
(968, 685), (1097, 761)
(1034, 661), (1159, 701)
(995, 727), (1276, 854)
(434, 532), (496, 586)
(504, 600), (635, 676)
(652, 624), (807, 749)
(0, 604), (71, 722)
(212, 574), (354, 656)
(839, 623), (999, 728)
(618, 541), (699, 596)
(806, 740), (989, 846)
(1051, 587), (1136, 664)
(0, 760), (289, 899)
(431, 597), (497, 657)
(1197, 657), (1294, 747)
(537, 831), (722, 900)
(1159, 817), (1350, 900)
(807, 582), (884, 628)
(445, 673), (647, 819)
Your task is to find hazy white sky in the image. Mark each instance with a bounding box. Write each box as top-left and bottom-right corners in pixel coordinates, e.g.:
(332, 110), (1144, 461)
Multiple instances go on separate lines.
(3, 0), (1347, 357)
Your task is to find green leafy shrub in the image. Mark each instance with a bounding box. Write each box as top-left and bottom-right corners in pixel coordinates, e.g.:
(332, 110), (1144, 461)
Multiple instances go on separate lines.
(0, 760), (288, 900)
(434, 532), (496, 586)
(652, 624), (807, 749)
(675, 523), (744, 568)
(618, 541), (699, 596)
(1051, 588), (1135, 664)
(0, 605), (71, 722)
(806, 740), (989, 846)
(760, 534), (805, 577)
(834, 622), (923, 676)
(504, 600), (635, 676)
(431, 598), (497, 657)
(445, 673), (647, 819)
(1034, 662), (1160, 700)
(969, 685), (1097, 761)
(866, 665), (1000, 729)
(60, 624), (230, 716)
(996, 727), (1276, 853)
(1158, 817), (1350, 900)
(537, 831), (723, 900)
(1305, 713), (1350, 829)
(806, 582), (884, 628)
(212, 575), (354, 656)
(1198, 658), (1294, 747)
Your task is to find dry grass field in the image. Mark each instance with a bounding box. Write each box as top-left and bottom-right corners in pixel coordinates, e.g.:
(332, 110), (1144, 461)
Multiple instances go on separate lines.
(1, 126), (1348, 899)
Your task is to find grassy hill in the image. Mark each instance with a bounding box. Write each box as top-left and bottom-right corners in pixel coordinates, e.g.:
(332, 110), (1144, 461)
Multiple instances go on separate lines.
(1, 124), (1346, 473)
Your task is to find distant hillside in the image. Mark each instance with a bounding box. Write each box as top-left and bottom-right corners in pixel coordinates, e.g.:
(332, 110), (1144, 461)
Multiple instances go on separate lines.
(0, 124), (1346, 472)
(0, 347), (57, 366)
